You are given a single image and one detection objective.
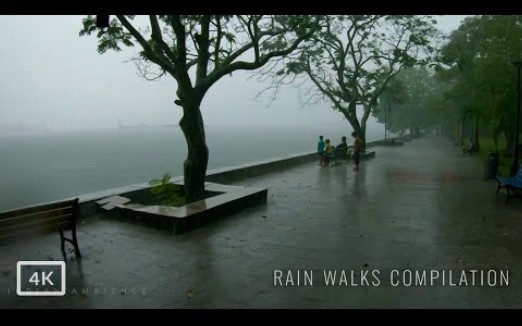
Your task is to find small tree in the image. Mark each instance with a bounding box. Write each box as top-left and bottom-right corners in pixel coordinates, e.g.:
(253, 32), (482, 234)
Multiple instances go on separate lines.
(374, 67), (440, 136)
(80, 15), (319, 202)
(265, 15), (438, 146)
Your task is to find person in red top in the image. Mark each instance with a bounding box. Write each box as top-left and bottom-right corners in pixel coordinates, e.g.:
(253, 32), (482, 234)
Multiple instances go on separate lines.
(351, 131), (363, 171)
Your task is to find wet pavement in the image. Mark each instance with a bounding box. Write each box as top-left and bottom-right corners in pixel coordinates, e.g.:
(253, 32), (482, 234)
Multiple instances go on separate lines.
(1, 136), (522, 308)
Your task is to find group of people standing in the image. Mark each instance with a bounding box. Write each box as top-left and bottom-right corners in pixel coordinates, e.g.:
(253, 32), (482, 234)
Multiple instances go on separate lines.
(317, 132), (363, 171)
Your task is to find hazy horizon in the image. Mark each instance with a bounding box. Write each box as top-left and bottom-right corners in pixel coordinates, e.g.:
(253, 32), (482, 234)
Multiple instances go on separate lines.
(0, 15), (467, 133)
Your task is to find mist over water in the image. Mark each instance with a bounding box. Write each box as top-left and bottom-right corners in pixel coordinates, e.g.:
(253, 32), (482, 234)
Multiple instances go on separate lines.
(0, 123), (386, 211)
(0, 15), (463, 211)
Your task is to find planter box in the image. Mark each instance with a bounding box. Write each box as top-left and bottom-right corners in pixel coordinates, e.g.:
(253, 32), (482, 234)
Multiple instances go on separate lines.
(96, 182), (267, 234)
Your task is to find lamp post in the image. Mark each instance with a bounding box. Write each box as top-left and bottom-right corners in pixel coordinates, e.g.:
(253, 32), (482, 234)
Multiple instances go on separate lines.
(384, 96), (388, 142)
(510, 60), (522, 176)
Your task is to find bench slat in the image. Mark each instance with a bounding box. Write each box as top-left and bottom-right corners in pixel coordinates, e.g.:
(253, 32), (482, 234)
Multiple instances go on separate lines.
(0, 206), (74, 228)
(0, 198), (81, 257)
(0, 213), (73, 236)
(0, 199), (77, 220)
(0, 220), (73, 240)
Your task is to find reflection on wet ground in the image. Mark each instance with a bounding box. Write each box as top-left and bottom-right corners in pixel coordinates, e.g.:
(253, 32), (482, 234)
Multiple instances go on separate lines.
(1, 136), (522, 308)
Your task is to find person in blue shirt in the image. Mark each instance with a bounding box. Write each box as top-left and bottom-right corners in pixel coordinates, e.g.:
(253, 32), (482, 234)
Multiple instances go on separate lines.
(317, 135), (325, 165)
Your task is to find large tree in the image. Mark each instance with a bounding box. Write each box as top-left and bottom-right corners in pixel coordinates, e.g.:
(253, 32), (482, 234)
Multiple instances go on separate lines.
(80, 15), (319, 202)
(268, 15), (438, 145)
(439, 15), (522, 153)
(439, 16), (484, 149)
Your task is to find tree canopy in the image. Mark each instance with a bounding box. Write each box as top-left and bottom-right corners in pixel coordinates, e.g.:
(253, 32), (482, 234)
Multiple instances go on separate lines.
(80, 15), (319, 201)
(268, 15), (439, 142)
(438, 15), (522, 153)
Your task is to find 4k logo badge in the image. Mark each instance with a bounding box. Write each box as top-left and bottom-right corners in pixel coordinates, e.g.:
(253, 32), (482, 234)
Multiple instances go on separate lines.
(17, 261), (66, 296)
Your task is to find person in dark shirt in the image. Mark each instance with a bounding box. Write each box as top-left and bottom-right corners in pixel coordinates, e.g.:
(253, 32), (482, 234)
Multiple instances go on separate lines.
(336, 136), (348, 159)
(352, 132), (363, 171)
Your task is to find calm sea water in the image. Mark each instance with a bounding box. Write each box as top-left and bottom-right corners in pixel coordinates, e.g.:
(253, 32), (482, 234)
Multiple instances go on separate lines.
(0, 125), (385, 211)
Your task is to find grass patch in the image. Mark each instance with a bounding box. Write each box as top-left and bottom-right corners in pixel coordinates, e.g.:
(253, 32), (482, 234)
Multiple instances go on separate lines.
(149, 173), (187, 206)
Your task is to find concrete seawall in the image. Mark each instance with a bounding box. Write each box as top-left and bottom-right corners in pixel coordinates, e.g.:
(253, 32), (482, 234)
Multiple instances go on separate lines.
(1, 138), (396, 218)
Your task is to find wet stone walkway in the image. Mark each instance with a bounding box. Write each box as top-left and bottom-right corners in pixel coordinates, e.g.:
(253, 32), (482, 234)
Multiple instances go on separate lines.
(1, 136), (522, 308)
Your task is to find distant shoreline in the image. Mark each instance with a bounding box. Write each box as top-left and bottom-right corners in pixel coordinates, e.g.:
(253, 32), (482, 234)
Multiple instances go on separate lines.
(118, 124), (180, 129)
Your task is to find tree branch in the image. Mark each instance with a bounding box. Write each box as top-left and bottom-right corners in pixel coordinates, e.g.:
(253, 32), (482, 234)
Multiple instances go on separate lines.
(202, 19), (318, 93)
(304, 55), (345, 113)
(149, 15), (176, 63)
(130, 57), (167, 81)
(196, 15), (211, 85)
(170, 15), (193, 93)
(214, 16), (223, 68)
(239, 16), (260, 64)
(116, 15), (175, 76)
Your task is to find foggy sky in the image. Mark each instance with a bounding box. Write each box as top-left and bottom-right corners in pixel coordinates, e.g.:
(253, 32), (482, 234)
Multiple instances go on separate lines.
(0, 15), (467, 132)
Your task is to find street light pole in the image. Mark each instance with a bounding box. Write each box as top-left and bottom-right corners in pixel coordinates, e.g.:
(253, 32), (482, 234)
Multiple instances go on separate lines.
(511, 60), (522, 176)
(384, 97), (388, 141)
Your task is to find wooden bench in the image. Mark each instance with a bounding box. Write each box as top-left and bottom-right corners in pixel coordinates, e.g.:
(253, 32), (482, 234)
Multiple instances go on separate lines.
(0, 198), (81, 258)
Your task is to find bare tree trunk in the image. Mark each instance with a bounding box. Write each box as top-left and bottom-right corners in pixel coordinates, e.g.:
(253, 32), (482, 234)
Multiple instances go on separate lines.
(384, 99), (388, 141)
(360, 104), (372, 150)
(504, 127), (515, 157)
(179, 103), (209, 203)
(458, 117), (464, 145)
(471, 116), (480, 151)
(342, 103), (366, 151)
(493, 130), (498, 154)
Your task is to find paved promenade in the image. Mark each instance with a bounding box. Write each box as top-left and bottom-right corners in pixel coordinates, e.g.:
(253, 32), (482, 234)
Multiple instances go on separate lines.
(1, 136), (521, 308)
